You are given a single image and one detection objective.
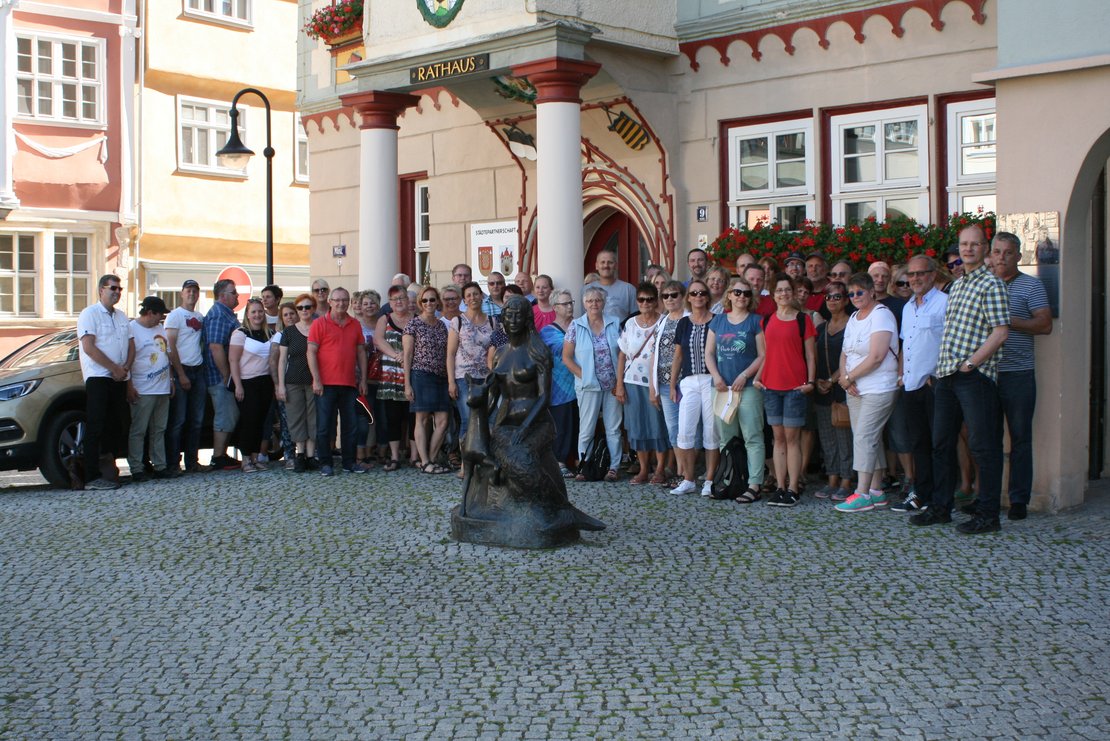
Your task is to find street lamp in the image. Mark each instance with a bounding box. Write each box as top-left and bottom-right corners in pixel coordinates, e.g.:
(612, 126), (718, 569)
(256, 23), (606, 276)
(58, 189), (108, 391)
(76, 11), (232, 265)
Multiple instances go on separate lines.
(216, 87), (274, 285)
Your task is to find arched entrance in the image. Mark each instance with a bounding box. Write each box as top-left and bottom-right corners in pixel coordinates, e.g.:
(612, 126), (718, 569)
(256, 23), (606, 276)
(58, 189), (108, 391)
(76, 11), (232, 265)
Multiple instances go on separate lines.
(584, 209), (649, 285)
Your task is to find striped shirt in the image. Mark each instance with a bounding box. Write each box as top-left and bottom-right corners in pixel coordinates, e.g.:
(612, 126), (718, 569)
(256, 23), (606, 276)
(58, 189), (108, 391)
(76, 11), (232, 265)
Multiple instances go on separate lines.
(997, 272), (1049, 373)
(936, 264), (1010, 381)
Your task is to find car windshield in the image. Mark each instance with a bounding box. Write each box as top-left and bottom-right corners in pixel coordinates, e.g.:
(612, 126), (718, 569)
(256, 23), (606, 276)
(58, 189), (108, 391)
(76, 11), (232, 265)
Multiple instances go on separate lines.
(0, 330), (80, 369)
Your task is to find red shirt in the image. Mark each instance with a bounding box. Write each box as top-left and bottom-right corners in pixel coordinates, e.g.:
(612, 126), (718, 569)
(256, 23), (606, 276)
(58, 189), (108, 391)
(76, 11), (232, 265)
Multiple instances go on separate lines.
(308, 312), (364, 386)
(761, 312), (816, 391)
(756, 295), (776, 318)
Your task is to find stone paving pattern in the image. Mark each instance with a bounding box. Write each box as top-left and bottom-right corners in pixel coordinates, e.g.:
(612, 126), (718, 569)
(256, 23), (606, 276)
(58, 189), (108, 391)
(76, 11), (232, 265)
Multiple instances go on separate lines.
(2, 468), (1109, 740)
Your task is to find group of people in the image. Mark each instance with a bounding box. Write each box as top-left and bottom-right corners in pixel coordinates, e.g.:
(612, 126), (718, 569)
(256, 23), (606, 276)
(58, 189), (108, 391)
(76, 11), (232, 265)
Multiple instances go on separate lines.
(75, 226), (1049, 535)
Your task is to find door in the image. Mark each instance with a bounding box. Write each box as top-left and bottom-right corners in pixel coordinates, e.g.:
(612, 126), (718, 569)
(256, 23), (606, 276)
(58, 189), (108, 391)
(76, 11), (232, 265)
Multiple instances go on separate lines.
(585, 211), (648, 285)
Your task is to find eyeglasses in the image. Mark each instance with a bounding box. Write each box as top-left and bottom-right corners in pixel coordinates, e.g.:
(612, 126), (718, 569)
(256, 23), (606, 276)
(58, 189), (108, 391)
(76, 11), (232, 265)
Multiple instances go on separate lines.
(825, 293), (845, 301)
(661, 292), (681, 300)
(906, 270), (933, 278)
(773, 288), (793, 294)
(296, 305), (314, 311)
(442, 296), (460, 302)
(555, 301), (574, 307)
(729, 289), (753, 297)
(313, 288), (329, 294)
(688, 290), (708, 297)
(389, 295), (408, 302)
(947, 258), (963, 269)
(636, 296), (657, 303)
(847, 290), (867, 299)
(487, 280), (505, 286)
(105, 286), (122, 292)
(420, 297), (438, 304)
(895, 280), (910, 288)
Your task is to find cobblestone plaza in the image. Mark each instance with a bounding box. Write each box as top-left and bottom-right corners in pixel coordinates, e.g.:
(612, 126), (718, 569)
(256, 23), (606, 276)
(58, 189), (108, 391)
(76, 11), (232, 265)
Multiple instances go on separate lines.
(2, 471), (1109, 739)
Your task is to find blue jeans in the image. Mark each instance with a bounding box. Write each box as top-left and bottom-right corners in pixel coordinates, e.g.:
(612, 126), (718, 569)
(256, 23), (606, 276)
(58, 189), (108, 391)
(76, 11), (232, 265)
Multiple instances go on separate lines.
(315, 385), (357, 469)
(576, 389), (623, 467)
(931, 371), (1004, 518)
(998, 370), (1036, 506)
(166, 364), (207, 468)
(453, 376), (474, 443)
(661, 388), (701, 450)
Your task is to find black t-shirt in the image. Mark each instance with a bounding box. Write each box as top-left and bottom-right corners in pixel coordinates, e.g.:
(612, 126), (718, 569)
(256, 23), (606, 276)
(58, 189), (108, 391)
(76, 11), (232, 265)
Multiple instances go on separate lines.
(279, 325), (313, 385)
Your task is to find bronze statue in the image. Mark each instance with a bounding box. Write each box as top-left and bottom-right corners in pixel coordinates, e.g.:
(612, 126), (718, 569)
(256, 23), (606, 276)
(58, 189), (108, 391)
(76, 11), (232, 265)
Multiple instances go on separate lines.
(451, 295), (605, 547)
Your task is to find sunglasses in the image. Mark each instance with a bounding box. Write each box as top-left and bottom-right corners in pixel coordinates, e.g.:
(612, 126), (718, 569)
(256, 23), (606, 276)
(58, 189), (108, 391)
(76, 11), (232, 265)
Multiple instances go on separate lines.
(895, 280), (910, 288)
(296, 305), (314, 311)
(825, 293), (845, 301)
(688, 290), (708, 297)
(487, 281), (505, 286)
(729, 289), (753, 297)
(661, 292), (681, 300)
(636, 296), (657, 303)
(420, 297), (438, 304)
(105, 286), (122, 291)
(847, 290), (867, 299)
(314, 288), (329, 293)
(947, 259), (963, 268)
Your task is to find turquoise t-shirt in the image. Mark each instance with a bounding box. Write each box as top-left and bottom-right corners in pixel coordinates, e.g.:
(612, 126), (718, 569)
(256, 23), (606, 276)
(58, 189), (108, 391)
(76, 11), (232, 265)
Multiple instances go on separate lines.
(708, 312), (762, 386)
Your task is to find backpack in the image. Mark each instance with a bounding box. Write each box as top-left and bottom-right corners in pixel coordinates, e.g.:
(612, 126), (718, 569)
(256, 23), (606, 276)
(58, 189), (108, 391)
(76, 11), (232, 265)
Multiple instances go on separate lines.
(710, 436), (748, 500)
(577, 427), (611, 482)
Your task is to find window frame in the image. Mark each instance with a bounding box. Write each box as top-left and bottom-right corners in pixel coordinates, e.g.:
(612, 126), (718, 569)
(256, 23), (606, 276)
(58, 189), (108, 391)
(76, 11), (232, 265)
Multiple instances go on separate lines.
(725, 117), (815, 229)
(182, 0), (253, 29)
(0, 233), (39, 317)
(414, 183), (431, 283)
(175, 95), (249, 178)
(828, 103), (930, 224)
(52, 234), (93, 317)
(294, 114), (309, 185)
(14, 32), (106, 128)
(945, 97), (997, 215)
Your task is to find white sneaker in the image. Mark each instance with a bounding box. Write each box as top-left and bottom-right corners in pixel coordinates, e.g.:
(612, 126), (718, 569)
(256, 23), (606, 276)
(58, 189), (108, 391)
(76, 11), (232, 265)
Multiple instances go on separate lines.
(670, 479), (697, 495)
(257, 454), (270, 464)
(701, 480), (714, 497)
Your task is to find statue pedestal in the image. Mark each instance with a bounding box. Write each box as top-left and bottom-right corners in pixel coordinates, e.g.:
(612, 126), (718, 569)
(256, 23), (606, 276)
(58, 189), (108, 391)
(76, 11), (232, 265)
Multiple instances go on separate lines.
(450, 505), (582, 549)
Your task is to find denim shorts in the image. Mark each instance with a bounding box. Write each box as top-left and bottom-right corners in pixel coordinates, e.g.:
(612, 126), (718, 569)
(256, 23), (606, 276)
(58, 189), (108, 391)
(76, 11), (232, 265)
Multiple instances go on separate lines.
(207, 381), (240, 433)
(763, 388), (807, 428)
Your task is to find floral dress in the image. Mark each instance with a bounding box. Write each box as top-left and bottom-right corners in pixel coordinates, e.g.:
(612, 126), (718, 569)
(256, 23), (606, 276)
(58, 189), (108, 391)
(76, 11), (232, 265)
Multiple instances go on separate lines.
(377, 315), (407, 402)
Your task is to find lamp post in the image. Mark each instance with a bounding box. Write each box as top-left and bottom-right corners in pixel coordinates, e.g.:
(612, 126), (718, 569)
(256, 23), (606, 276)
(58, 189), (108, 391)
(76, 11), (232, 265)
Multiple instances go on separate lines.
(215, 87), (274, 285)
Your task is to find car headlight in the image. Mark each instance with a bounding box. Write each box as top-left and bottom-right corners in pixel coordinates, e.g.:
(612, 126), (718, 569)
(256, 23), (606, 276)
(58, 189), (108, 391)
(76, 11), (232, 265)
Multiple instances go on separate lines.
(0, 379), (42, 401)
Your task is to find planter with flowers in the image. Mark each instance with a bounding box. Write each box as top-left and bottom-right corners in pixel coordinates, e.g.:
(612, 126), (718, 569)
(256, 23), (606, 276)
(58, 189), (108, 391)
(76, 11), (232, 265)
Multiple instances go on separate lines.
(304, 0), (364, 48)
(708, 211), (996, 272)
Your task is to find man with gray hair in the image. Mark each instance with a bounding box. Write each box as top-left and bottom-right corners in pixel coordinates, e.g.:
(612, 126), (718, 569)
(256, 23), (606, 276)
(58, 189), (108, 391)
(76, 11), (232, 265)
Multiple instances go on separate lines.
(205, 278), (242, 469)
(583, 248), (636, 320)
(986, 231), (1051, 521)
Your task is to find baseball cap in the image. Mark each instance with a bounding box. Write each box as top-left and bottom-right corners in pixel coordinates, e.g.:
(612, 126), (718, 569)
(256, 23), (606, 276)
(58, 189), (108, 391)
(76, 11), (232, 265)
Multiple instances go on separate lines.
(139, 295), (169, 314)
(182, 279), (200, 290)
(785, 251), (806, 265)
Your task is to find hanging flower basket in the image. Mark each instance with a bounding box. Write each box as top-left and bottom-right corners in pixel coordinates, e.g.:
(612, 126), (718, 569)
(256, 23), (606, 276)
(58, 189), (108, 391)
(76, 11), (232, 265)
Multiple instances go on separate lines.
(304, 0), (363, 44)
(708, 211), (996, 271)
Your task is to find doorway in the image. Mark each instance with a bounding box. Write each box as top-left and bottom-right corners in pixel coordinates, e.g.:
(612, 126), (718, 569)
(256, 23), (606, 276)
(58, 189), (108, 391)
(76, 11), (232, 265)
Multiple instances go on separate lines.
(1090, 168), (1107, 479)
(584, 211), (649, 285)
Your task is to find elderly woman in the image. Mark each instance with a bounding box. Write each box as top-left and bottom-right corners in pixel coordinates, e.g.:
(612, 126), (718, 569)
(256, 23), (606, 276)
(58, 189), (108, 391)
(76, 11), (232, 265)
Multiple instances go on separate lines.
(403, 285), (451, 474)
(833, 272), (900, 513)
(230, 298), (274, 473)
(753, 273), (817, 507)
(375, 285), (413, 471)
(616, 282), (668, 484)
(540, 289), (579, 478)
(891, 265), (913, 301)
(706, 266), (730, 314)
(650, 279), (687, 483)
(668, 279), (719, 495)
(705, 276), (766, 502)
(277, 293), (318, 472)
(813, 281), (854, 500)
(563, 285), (622, 482)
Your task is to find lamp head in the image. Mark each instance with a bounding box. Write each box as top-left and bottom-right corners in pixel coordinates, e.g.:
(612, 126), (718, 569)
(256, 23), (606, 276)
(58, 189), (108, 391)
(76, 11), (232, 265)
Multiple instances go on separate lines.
(216, 107), (254, 168)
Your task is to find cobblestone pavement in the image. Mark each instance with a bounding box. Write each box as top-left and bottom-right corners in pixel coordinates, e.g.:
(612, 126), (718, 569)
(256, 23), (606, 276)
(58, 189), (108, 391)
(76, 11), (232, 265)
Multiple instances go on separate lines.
(2, 466), (1109, 740)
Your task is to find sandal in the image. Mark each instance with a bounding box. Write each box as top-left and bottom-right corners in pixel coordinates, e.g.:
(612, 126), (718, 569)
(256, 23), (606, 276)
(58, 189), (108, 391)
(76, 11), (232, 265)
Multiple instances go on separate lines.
(383, 459), (399, 472)
(649, 470), (668, 485)
(423, 462), (451, 475)
(574, 473), (587, 482)
(603, 469), (619, 482)
(629, 474), (649, 485)
(735, 487), (761, 504)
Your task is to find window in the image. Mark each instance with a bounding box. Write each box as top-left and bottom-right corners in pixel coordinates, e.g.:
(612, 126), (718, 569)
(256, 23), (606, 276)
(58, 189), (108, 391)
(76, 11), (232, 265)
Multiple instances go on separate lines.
(294, 114), (309, 184)
(727, 119), (815, 230)
(946, 98), (996, 214)
(414, 184), (430, 283)
(0, 234), (38, 316)
(184, 0), (251, 25)
(53, 235), (91, 316)
(830, 105), (929, 223)
(15, 34), (104, 126)
(177, 97), (247, 175)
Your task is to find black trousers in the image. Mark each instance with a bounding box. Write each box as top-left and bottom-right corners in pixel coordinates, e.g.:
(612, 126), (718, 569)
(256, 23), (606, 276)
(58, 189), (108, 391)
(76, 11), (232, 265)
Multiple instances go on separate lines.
(236, 376), (274, 456)
(84, 376), (129, 480)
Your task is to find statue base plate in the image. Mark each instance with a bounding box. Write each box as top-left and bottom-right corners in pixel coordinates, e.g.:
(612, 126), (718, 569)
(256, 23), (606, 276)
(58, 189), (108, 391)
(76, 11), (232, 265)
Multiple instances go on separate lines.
(450, 505), (582, 549)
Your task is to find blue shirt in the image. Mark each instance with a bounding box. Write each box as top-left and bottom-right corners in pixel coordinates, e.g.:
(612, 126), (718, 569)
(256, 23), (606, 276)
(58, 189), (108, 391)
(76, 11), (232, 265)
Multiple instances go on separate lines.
(708, 312), (762, 386)
(203, 301), (240, 386)
(540, 323), (576, 406)
(997, 272), (1049, 373)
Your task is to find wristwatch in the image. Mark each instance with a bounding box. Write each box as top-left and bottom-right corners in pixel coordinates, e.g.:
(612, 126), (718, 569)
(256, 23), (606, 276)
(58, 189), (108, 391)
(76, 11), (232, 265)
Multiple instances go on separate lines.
(964, 360), (977, 370)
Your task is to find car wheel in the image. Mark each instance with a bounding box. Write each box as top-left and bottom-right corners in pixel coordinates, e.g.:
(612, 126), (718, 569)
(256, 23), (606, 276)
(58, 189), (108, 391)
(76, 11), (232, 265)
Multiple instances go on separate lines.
(40, 409), (85, 489)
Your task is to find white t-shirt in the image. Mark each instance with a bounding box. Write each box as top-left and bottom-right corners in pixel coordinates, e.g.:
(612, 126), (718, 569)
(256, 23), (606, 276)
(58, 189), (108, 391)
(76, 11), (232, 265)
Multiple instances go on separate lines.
(164, 306), (205, 367)
(129, 320), (172, 395)
(76, 303), (130, 380)
(843, 303), (899, 395)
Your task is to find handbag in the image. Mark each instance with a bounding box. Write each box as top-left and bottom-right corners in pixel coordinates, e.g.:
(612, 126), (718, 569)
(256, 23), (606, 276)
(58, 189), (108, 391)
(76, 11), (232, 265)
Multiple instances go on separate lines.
(822, 326), (852, 429)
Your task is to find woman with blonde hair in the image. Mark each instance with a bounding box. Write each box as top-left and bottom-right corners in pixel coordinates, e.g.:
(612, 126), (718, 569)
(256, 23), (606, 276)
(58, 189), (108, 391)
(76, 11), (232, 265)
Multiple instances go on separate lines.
(230, 298), (274, 473)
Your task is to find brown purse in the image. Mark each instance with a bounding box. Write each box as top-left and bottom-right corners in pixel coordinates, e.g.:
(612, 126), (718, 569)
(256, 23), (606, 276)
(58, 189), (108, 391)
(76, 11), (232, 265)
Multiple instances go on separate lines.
(823, 327), (851, 429)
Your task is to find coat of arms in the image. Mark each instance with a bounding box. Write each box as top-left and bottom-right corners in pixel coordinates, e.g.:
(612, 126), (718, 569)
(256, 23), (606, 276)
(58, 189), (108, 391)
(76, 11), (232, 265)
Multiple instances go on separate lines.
(418, 0), (465, 28)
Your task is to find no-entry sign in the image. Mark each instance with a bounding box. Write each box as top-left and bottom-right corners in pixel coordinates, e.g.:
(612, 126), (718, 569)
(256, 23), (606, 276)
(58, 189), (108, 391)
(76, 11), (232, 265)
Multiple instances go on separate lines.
(217, 266), (253, 311)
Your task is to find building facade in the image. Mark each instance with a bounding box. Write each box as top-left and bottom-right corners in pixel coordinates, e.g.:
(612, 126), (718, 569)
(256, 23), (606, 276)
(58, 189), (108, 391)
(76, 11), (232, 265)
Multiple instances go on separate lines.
(1, 0), (309, 356)
(297, 0), (1110, 511)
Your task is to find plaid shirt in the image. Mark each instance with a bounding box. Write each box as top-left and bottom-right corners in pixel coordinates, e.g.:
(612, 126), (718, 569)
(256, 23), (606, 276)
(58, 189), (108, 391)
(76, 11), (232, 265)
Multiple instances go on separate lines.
(936, 264), (1010, 381)
(203, 301), (241, 386)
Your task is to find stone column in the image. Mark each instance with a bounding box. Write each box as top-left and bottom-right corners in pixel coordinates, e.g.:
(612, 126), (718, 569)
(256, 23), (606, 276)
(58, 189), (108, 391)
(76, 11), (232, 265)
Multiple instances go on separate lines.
(511, 58), (599, 294)
(339, 90), (420, 289)
(0, 0), (22, 215)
